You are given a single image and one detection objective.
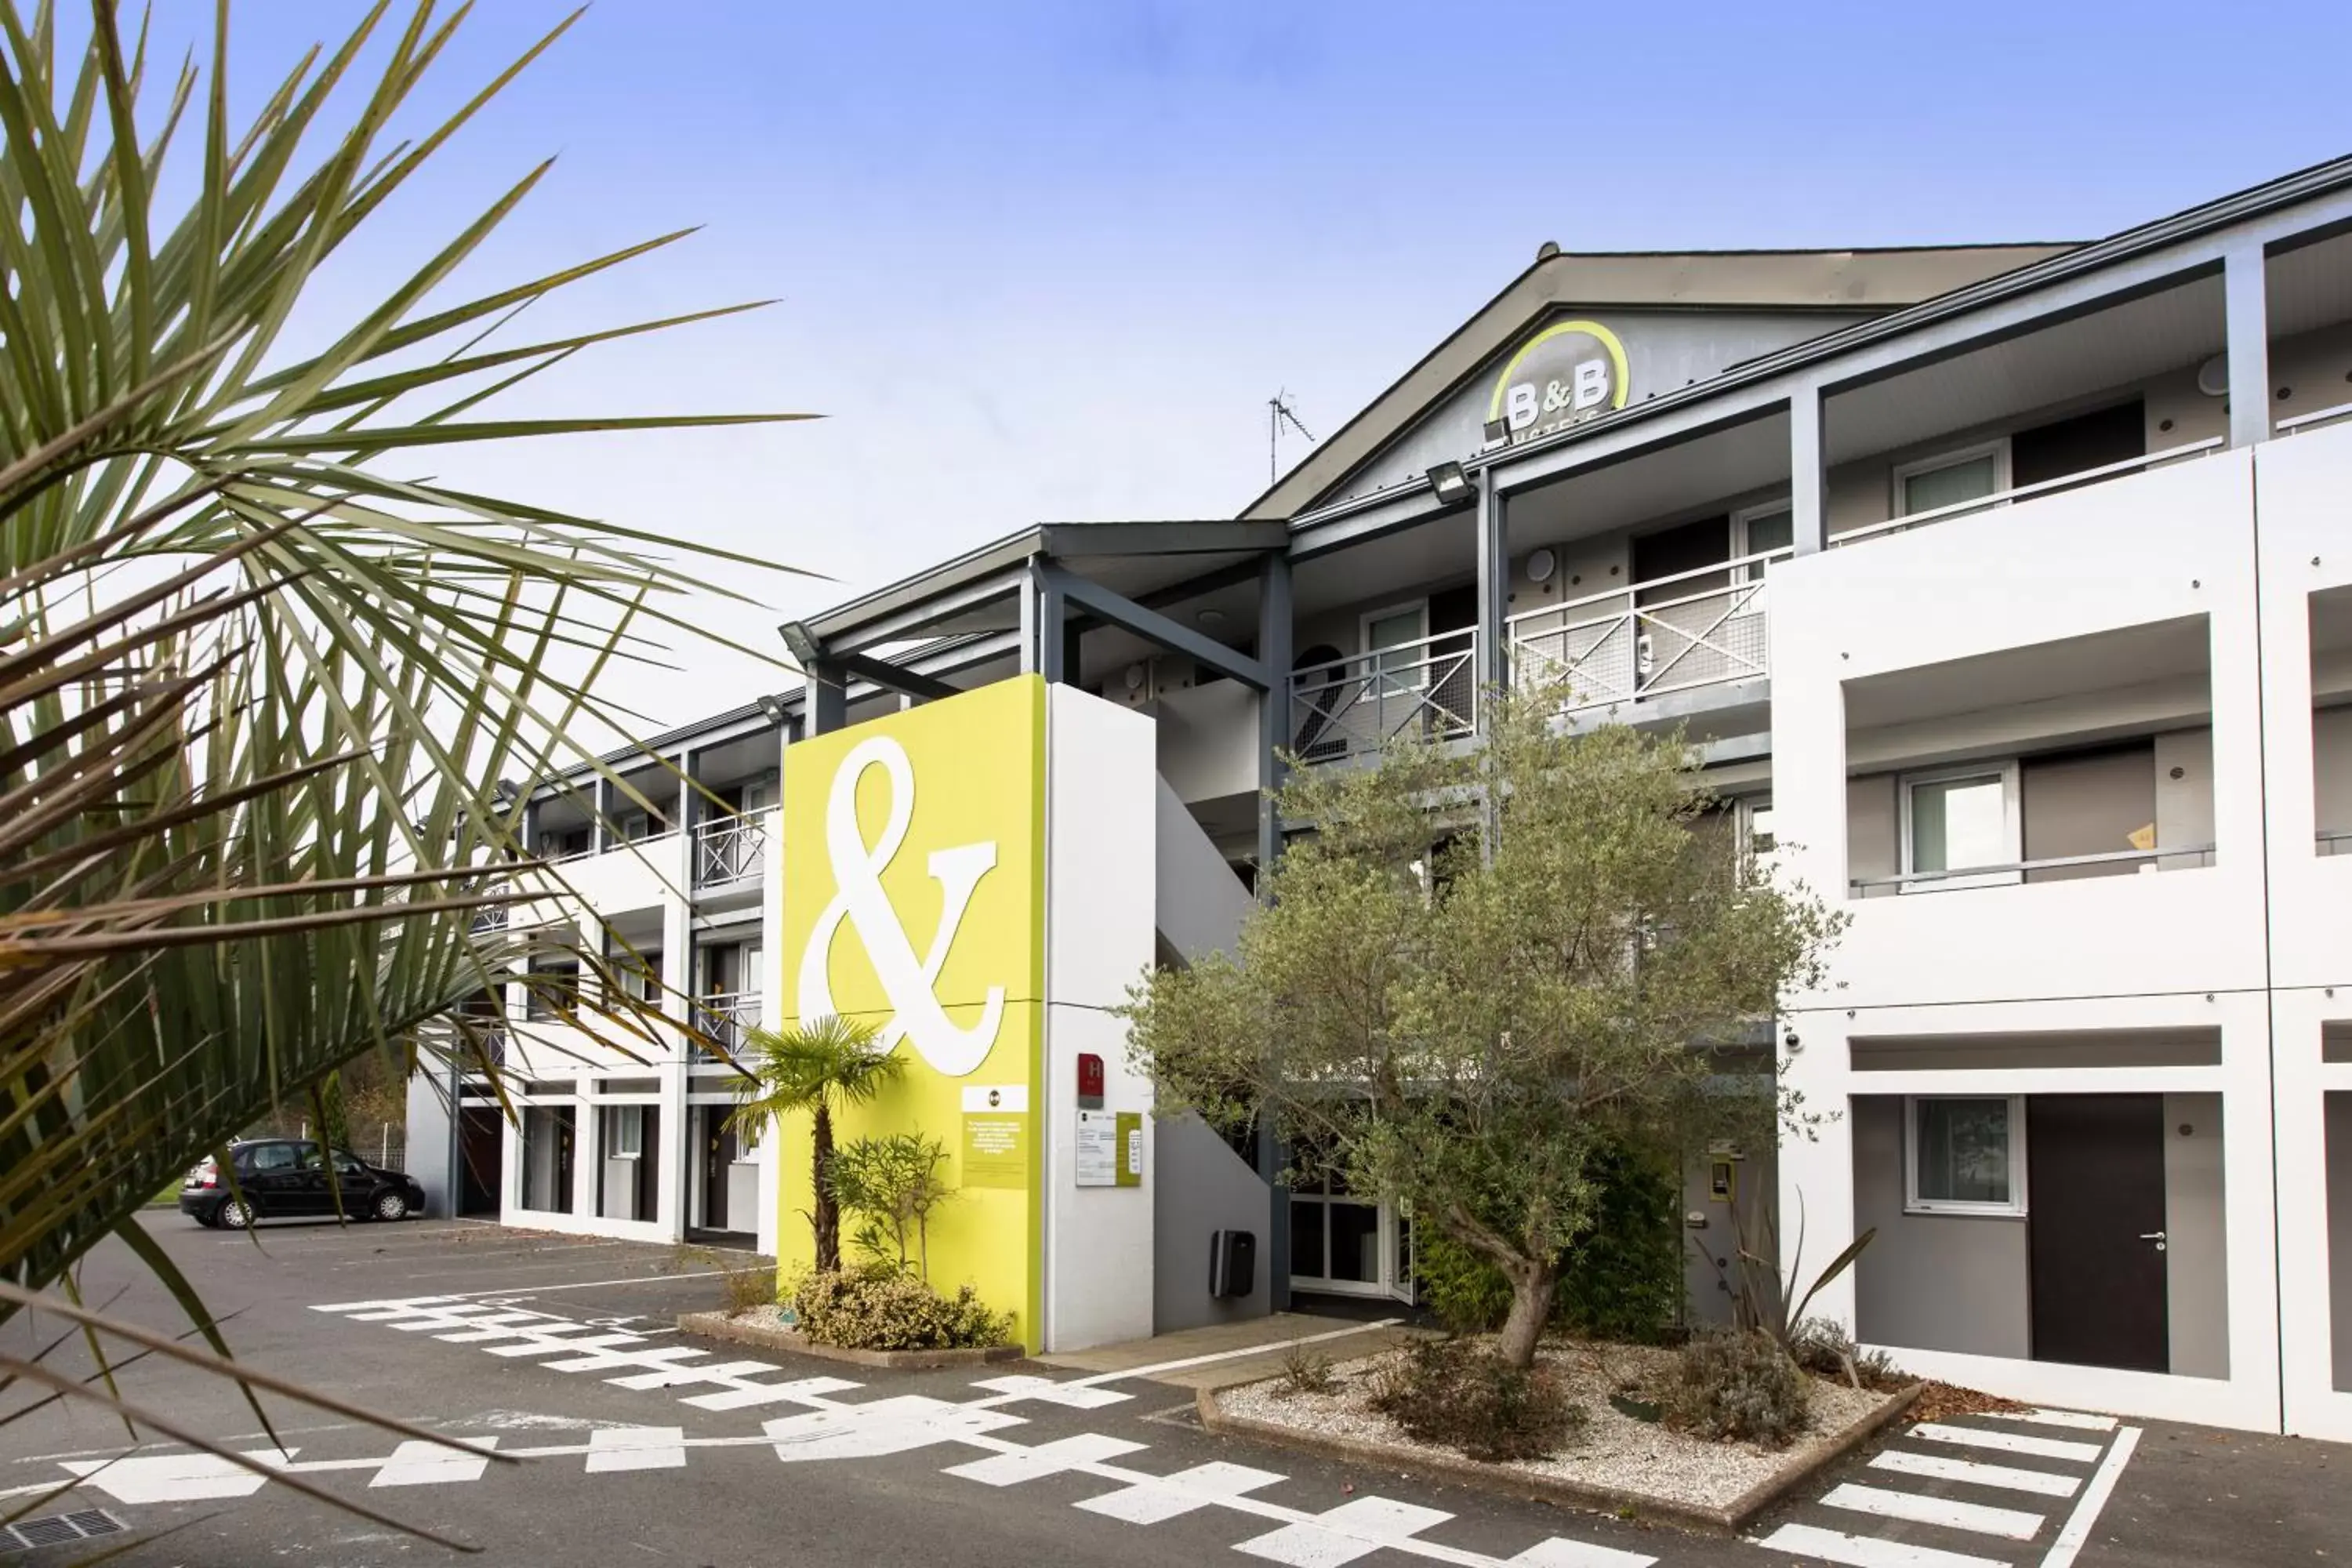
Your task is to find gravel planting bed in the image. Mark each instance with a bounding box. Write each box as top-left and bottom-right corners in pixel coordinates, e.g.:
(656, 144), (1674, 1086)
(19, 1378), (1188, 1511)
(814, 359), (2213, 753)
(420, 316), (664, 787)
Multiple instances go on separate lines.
(1221, 1341), (1893, 1510)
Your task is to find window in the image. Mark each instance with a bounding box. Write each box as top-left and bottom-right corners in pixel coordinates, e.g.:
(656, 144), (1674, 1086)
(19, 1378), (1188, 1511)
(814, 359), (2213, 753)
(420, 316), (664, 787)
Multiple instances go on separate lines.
(1893, 440), (2011, 519)
(1905, 1095), (2027, 1216)
(542, 824), (592, 858)
(1731, 503), (1793, 579)
(1738, 796), (1777, 885)
(332, 1151), (369, 1178)
(1360, 601), (1429, 694)
(245, 1142), (296, 1173)
(525, 962), (582, 1021)
(1900, 763), (2020, 890)
(609, 1105), (644, 1159)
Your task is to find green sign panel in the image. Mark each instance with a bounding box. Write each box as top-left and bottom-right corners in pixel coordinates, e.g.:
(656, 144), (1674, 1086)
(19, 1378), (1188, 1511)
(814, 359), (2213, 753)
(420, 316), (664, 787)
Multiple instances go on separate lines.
(1115, 1111), (1143, 1189)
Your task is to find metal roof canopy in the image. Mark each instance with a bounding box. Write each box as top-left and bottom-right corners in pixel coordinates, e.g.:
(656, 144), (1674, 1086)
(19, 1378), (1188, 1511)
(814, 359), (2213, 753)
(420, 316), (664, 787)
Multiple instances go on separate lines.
(800, 518), (1285, 658)
(1290, 154), (2352, 561)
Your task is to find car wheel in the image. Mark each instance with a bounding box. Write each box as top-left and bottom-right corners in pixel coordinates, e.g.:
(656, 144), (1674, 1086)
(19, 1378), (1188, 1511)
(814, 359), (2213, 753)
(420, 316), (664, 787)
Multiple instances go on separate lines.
(218, 1199), (254, 1230)
(372, 1190), (409, 1222)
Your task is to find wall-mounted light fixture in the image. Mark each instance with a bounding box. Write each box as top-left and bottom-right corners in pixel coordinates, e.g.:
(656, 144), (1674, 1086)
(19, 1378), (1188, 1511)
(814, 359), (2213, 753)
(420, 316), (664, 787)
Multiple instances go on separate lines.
(1425, 460), (1475, 506)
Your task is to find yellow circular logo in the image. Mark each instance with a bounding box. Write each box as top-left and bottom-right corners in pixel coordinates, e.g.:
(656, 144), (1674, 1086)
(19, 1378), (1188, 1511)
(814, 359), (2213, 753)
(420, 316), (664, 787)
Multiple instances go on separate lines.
(1488, 319), (1631, 444)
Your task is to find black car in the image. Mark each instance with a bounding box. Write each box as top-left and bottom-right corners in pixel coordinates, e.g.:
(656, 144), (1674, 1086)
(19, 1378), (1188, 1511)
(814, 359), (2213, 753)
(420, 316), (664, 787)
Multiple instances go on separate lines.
(180, 1138), (425, 1229)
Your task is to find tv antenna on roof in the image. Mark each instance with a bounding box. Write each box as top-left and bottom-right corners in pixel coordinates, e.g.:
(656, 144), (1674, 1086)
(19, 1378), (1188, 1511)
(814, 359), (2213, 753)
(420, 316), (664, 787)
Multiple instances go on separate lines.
(1269, 390), (1315, 483)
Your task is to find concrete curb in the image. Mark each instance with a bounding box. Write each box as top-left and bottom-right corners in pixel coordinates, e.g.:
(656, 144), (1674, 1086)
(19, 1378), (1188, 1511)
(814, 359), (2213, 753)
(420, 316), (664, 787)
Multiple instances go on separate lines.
(1196, 1378), (1923, 1536)
(677, 1311), (1024, 1370)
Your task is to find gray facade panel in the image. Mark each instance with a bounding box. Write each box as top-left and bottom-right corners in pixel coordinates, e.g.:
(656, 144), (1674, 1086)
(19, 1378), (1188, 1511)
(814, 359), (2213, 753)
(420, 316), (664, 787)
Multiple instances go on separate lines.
(1152, 1112), (1272, 1333)
(1852, 1096), (2032, 1359)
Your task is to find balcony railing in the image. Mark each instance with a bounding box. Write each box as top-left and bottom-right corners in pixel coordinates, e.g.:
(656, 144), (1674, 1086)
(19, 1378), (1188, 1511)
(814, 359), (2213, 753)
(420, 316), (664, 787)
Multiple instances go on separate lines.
(695, 991), (762, 1056)
(1830, 437), (2226, 550)
(1851, 844), (2216, 897)
(1290, 630), (1477, 764)
(1507, 548), (1785, 713)
(695, 812), (769, 889)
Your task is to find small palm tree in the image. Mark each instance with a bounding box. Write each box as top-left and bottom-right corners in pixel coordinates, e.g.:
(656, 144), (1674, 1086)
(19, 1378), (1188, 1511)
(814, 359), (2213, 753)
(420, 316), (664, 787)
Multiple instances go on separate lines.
(730, 1016), (905, 1272)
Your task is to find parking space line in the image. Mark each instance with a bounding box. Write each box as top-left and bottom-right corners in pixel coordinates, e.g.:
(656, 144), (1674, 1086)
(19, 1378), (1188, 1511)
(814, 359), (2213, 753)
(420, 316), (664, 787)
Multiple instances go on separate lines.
(1750, 1522), (2005, 1568)
(2039, 1426), (2141, 1568)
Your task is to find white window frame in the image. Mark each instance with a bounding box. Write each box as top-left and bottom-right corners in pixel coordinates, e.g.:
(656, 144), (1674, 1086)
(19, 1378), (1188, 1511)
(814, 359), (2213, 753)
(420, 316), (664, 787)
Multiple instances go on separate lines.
(1359, 599), (1431, 694)
(1904, 1094), (2028, 1217)
(1737, 794), (1777, 884)
(609, 1105), (644, 1160)
(1892, 437), (2013, 520)
(1730, 501), (1793, 582)
(1898, 760), (2021, 891)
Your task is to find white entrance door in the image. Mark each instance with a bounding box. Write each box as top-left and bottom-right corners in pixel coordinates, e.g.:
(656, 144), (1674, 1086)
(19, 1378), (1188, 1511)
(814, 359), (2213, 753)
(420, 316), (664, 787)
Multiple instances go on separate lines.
(1290, 1175), (1414, 1301)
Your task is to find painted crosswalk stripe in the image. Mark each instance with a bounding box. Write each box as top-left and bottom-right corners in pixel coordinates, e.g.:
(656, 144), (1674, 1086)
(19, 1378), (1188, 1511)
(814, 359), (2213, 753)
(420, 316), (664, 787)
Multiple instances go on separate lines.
(1751, 1522), (2005, 1567)
(1909, 1421), (2103, 1464)
(1235, 1497), (1453, 1567)
(59, 1449), (296, 1504)
(585, 1426), (688, 1473)
(369, 1437), (499, 1488)
(1074, 1460), (1287, 1524)
(946, 1432), (1148, 1486)
(1984, 1408), (2117, 1432)
(1504, 1538), (1659, 1566)
(684, 1374), (862, 1412)
(971, 1374), (1134, 1410)
(1870, 1448), (2081, 1497)
(1819, 1481), (2044, 1540)
(608, 1358), (780, 1390)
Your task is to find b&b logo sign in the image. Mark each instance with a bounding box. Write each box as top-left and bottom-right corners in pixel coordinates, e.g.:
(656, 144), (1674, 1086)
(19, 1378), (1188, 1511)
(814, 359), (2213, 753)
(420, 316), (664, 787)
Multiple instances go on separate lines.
(1489, 319), (1631, 445)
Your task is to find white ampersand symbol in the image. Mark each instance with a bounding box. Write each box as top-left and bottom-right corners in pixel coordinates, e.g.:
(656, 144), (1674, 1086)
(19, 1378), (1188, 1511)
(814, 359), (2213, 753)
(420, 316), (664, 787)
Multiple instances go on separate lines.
(797, 735), (1006, 1077)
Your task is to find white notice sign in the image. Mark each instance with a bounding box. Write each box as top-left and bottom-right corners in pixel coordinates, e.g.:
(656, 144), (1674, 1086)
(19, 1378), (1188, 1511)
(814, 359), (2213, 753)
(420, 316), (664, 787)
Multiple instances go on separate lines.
(1075, 1109), (1118, 1187)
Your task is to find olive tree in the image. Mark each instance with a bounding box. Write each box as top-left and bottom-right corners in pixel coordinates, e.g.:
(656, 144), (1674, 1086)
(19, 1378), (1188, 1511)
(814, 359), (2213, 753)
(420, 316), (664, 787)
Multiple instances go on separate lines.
(1122, 686), (1840, 1369)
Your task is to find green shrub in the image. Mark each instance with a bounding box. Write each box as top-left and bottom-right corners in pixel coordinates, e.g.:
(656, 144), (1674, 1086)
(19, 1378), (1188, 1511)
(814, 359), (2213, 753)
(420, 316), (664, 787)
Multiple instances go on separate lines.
(789, 1265), (1013, 1352)
(1412, 1140), (1683, 1342)
(1663, 1328), (1809, 1447)
(1367, 1338), (1586, 1462)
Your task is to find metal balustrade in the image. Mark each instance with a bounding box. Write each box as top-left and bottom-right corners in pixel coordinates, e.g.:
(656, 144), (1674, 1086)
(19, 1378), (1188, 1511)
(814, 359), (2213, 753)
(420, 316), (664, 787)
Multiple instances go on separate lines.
(1289, 630), (1478, 764)
(694, 991), (762, 1056)
(694, 811), (769, 888)
(1850, 843), (2216, 897)
(1505, 548), (1786, 713)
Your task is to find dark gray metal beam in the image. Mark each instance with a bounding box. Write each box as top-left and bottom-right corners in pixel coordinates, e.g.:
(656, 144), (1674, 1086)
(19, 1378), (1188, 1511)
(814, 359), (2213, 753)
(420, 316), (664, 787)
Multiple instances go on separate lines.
(1040, 564), (1272, 691)
(1472, 474), (1509, 696)
(837, 652), (960, 704)
(1039, 519), (1289, 557)
(802, 659), (847, 739)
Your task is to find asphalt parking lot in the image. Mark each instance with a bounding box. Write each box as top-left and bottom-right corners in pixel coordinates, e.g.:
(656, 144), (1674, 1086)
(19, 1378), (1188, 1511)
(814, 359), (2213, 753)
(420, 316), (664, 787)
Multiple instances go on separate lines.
(2, 1214), (2343, 1567)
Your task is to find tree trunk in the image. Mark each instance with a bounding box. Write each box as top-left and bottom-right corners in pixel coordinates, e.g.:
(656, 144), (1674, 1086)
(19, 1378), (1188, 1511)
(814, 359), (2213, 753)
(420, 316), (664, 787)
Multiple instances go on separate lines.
(811, 1104), (839, 1272)
(1496, 1261), (1556, 1370)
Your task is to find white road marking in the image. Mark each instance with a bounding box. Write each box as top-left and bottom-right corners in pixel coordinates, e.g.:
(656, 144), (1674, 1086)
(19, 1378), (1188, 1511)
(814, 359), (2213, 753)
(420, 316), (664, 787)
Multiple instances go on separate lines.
(369, 1437), (499, 1488)
(608, 1358), (780, 1390)
(1820, 1481), (2045, 1539)
(1504, 1539), (1658, 1566)
(2040, 1425), (2141, 1568)
(971, 1374), (1134, 1410)
(1236, 1496), (1453, 1567)
(683, 1374), (860, 1412)
(1750, 1522), (2007, 1567)
(585, 1426), (688, 1473)
(58, 1450), (296, 1504)
(1986, 1409), (2117, 1432)
(1073, 1460), (1287, 1524)
(761, 1396), (1026, 1461)
(1870, 1448), (2082, 1497)
(1910, 1422), (2103, 1464)
(946, 1432), (1148, 1485)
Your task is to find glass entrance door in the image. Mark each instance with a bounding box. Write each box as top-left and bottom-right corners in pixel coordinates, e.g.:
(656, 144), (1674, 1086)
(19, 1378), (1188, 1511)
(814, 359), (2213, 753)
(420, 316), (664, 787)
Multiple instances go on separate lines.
(1290, 1174), (1414, 1301)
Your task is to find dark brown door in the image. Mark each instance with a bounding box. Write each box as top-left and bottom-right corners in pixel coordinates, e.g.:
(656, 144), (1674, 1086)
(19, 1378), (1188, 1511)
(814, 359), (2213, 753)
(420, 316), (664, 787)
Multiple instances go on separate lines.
(2028, 1094), (2169, 1372)
(703, 1112), (735, 1231)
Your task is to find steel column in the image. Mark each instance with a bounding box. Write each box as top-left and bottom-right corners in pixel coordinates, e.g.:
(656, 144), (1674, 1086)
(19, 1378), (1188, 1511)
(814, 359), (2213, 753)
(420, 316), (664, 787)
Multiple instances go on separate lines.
(1255, 550), (1293, 891)
(1472, 472), (1509, 700)
(2225, 241), (2272, 449)
(1790, 382), (1828, 555)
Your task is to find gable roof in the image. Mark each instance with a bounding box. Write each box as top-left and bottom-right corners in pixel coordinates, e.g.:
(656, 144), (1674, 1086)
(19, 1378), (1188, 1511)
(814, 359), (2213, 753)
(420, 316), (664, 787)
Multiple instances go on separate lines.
(1239, 241), (2080, 521)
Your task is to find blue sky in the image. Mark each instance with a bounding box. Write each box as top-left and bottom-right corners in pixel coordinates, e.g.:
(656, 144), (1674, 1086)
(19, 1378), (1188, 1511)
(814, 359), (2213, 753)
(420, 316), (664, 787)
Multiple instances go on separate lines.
(187, 2), (2352, 724)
